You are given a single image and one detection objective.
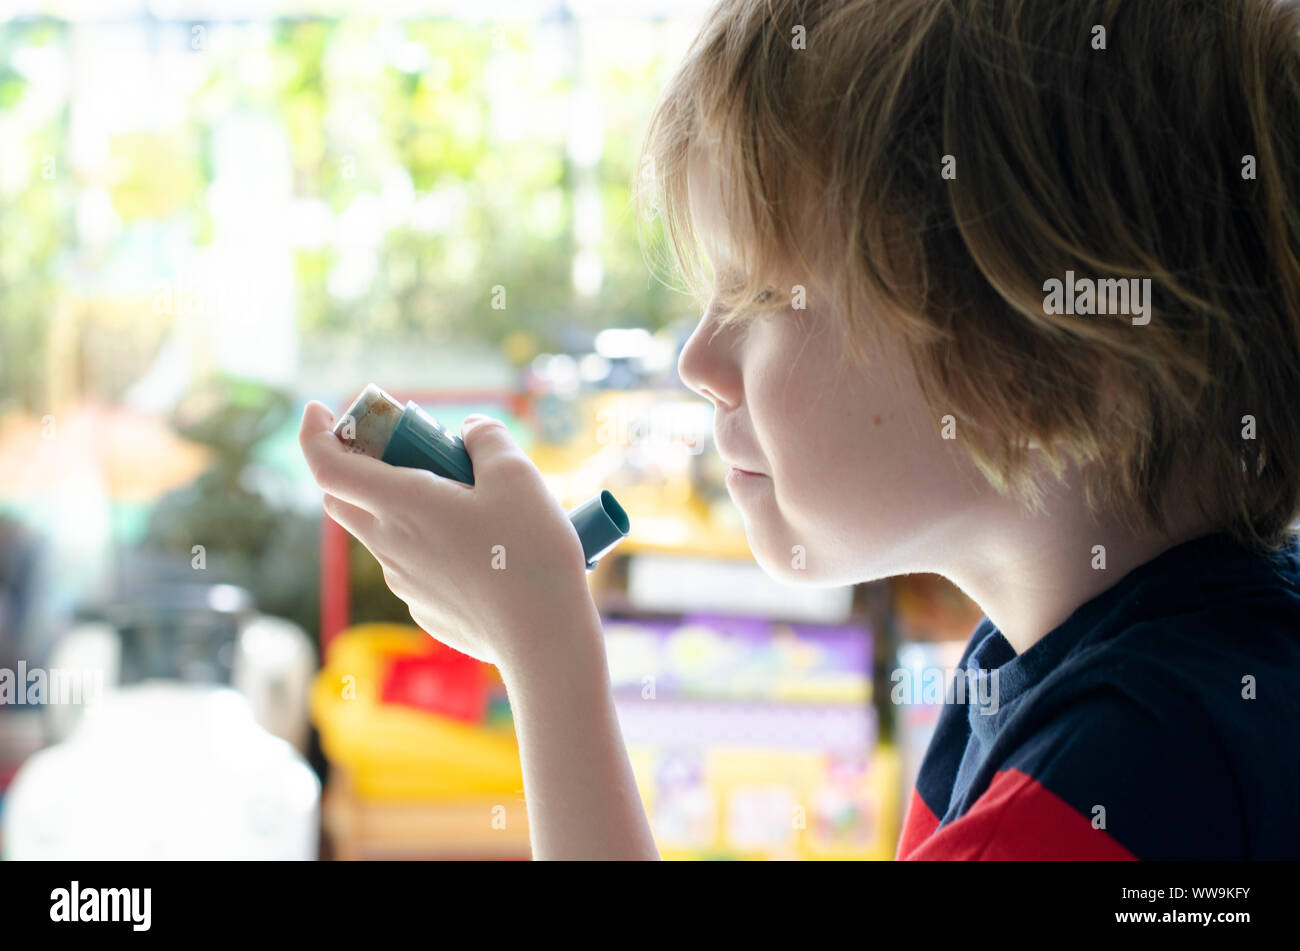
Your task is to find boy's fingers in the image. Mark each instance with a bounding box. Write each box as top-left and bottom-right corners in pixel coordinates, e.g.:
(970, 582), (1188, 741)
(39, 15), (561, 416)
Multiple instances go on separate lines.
(299, 400), (426, 512)
(460, 415), (531, 472)
(322, 493), (379, 546)
(300, 399), (335, 434)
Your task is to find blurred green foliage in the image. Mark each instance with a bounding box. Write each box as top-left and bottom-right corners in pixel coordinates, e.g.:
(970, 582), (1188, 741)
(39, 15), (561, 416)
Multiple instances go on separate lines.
(0, 14), (689, 636)
(0, 14), (685, 413)
(0, 20), (66, 413)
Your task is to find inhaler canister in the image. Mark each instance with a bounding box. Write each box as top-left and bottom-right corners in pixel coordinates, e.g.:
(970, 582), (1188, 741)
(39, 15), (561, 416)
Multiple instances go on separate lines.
(332, 383), (629, 571)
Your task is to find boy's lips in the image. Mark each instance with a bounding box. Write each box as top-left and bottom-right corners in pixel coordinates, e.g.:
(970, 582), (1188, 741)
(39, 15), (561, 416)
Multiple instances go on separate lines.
(725, 465), (767, 491)
(718, 454), (765, 476)
(718, 449), (767, 477)
(715, 439), (765, 476)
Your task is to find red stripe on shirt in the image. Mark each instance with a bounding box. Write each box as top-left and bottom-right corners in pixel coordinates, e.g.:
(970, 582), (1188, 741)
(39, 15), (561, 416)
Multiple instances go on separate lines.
(896, 786), (942, 859)
(898, 768), (1139, 860)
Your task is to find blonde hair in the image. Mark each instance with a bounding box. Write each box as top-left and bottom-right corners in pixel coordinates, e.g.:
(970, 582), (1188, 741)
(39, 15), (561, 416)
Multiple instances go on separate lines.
(636, 0), (1300, 550)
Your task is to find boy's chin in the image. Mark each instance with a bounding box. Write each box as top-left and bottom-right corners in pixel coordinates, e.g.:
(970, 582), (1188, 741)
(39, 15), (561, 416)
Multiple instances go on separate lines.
(750, 542), (844, 588)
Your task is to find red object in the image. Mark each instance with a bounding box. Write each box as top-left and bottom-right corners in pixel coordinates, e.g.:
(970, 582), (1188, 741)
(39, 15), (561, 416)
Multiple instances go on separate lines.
(379, 643), (489, 724)
(896, 770), (1138, 860)
(319, 516), (351, 662)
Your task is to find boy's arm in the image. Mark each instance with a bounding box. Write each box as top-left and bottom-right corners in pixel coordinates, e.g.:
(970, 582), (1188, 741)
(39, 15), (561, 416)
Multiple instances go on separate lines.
(298, 403), (655, 858)
(499, 597), (660, 861)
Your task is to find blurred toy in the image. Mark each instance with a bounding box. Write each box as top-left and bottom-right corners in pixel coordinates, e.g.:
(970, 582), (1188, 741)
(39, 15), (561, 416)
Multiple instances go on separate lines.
(3, 682), (319, 860)
(46, 601), (316, 753)
(310, 624), (529, 859)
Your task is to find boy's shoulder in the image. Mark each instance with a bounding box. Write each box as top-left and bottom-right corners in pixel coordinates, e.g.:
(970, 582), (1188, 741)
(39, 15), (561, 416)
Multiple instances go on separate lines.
(901, 533), (1300, 860)
(1016, 584), (1300, 859)
(994, 672), (1284, 860)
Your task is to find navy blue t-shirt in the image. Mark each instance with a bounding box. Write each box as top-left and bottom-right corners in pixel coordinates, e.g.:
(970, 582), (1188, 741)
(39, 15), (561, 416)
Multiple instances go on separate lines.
(897, 532), (1300, 859)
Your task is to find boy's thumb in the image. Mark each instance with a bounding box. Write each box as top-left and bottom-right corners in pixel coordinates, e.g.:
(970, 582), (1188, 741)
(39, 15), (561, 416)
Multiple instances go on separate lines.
(460, 414), (525, 468)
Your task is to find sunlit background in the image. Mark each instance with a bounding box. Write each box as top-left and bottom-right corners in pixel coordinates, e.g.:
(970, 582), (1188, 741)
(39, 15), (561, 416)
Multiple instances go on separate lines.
(0, 0), (981, 860)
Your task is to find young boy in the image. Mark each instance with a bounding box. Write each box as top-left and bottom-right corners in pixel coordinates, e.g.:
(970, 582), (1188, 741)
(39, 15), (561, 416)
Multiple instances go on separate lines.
(299, 0), (1300, 859)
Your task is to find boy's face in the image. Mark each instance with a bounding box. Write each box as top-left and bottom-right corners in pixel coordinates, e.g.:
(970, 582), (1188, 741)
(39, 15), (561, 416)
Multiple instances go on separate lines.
(677, 148), (992, 585)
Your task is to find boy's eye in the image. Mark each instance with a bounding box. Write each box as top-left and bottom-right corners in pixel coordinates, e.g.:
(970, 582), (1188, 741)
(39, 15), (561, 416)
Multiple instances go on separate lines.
(711, 279), (781, 314)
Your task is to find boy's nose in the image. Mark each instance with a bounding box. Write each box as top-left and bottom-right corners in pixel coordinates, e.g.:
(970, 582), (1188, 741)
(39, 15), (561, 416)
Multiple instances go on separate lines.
(677, 304), (743, 409)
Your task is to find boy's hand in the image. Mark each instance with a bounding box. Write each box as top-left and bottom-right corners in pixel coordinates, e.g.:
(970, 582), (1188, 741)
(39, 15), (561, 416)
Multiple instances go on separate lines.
(298, 401), (597, 672)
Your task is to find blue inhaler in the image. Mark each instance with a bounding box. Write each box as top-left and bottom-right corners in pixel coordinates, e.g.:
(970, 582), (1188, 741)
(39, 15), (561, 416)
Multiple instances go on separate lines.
(332, 384), (630, 571)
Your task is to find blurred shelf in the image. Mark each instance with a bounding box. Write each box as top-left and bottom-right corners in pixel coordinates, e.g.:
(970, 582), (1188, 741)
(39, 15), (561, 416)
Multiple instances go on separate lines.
(323, 770), (531, 861)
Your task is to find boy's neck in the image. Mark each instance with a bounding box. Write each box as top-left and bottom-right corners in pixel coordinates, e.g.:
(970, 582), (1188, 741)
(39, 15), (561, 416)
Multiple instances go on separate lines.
(938, 473), (1218, 655)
